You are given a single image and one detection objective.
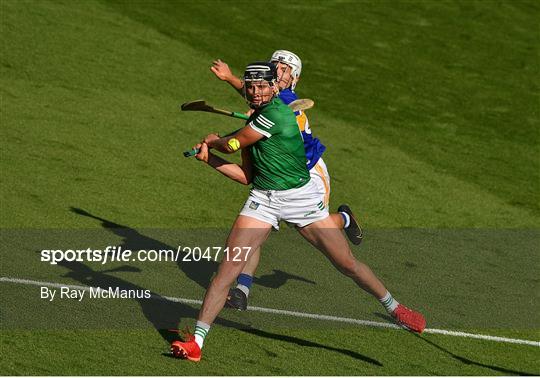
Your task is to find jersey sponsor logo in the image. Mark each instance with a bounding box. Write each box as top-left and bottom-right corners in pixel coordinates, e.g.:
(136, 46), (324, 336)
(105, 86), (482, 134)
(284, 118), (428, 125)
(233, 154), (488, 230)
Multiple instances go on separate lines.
(256, 114), (274, 129)
(249, 201), (260, 210)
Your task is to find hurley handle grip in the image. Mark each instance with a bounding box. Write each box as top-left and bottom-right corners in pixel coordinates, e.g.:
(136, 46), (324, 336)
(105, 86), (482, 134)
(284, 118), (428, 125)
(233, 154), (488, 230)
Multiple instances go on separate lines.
(183, 128), (242, 158)
(183, 148), (200, 157)
(231, 112), (249, 120)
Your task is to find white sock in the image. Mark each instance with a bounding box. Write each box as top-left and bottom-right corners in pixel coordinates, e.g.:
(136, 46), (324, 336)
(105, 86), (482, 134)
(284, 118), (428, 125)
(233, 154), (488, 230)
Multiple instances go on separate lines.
(340, 211), (351, 228)
(379, 291), (399, 313)
(194, 321), (210, 349)
(236, 284), (250, 297)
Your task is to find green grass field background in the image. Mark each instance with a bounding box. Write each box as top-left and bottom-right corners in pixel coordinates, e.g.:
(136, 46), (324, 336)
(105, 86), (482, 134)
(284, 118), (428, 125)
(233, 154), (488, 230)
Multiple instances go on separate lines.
(1, 0), (539, 375)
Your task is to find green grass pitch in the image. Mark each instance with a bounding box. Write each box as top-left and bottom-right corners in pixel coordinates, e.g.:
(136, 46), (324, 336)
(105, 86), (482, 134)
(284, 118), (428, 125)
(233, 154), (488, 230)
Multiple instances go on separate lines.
(1, 0), (539, 375)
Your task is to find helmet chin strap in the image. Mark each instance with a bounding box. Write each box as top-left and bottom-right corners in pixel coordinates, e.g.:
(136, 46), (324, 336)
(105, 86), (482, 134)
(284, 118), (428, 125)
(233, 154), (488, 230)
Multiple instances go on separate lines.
(290, 77), (299, 91)
(277, 73), (299, 91)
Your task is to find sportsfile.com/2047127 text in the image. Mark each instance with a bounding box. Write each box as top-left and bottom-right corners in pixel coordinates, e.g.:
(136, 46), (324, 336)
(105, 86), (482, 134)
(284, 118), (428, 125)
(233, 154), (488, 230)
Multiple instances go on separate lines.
(40, 246), (252, 265)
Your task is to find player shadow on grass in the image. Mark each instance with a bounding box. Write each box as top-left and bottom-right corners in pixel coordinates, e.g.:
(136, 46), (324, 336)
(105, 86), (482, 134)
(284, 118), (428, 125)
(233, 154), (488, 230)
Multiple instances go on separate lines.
(374, 312), (536, 376)
(160, 327), (383, 367)
(54, 257), (382, 366)
(161, 326), (383, 366)
(254, 269), (316, 288)
(372, 313), (535, 375)
(70, 207), (219, 290)
(70, 207), (318, 291)
(373, 312), (394, 322)
(414, 335), (537, 376)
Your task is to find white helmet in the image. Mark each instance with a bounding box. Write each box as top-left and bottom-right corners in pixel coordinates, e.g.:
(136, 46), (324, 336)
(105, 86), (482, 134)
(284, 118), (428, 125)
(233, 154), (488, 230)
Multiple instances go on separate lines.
(270, 50), (302, 90)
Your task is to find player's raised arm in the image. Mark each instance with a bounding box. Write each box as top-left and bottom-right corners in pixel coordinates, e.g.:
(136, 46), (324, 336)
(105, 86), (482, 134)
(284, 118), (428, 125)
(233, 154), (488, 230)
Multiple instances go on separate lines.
(210, 59), (243, 95)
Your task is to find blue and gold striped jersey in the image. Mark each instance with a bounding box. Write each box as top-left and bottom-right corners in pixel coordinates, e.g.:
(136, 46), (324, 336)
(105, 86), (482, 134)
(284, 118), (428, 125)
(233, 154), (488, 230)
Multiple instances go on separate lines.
(279, 88), (326, 170)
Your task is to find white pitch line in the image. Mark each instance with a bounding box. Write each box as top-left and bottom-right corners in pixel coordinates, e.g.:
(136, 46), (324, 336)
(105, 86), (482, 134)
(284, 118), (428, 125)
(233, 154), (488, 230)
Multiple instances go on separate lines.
(2, 276), (539, 347)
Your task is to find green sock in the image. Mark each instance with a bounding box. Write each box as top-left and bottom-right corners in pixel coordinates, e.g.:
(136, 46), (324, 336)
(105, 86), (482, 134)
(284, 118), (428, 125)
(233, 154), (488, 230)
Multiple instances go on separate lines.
(194, 321), (210, 349)
(379, 291), (399, 313)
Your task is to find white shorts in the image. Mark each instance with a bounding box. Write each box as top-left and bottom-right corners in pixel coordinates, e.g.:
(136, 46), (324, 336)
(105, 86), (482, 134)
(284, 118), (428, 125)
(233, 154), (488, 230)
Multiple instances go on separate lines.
(240, 178), (329, 230)
(309, 158), (331, 208)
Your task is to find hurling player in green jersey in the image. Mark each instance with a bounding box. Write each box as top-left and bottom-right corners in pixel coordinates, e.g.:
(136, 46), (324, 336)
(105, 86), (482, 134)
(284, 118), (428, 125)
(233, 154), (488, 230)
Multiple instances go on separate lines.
(212, 51), (363, 312)
(171, 62), (426, 362)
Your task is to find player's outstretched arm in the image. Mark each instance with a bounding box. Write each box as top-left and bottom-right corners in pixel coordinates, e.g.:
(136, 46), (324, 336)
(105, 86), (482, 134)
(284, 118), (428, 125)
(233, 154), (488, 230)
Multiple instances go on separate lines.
(204, 126), (263, 154)
(210, 59), (243, 95)
(194, 142), (252, 185)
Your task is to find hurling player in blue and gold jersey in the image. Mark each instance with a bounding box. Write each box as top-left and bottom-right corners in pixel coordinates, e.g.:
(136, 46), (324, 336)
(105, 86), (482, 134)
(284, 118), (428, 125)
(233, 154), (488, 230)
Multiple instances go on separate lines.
(211, 51), (362, 310)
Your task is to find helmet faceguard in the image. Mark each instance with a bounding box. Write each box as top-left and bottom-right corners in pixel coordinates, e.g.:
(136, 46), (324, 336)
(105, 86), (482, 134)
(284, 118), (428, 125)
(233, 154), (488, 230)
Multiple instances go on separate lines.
(243, 61), (278, 109)
(270, 50), (302, 90)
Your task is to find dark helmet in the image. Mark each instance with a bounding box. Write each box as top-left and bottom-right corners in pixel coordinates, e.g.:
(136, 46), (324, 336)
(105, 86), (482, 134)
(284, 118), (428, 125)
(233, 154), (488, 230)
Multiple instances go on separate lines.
(243, 61), (277, 83)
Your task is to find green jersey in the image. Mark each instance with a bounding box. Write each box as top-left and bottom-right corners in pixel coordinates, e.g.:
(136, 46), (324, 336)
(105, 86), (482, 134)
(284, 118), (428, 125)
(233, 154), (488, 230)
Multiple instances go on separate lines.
(247, 97), (310, 190)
